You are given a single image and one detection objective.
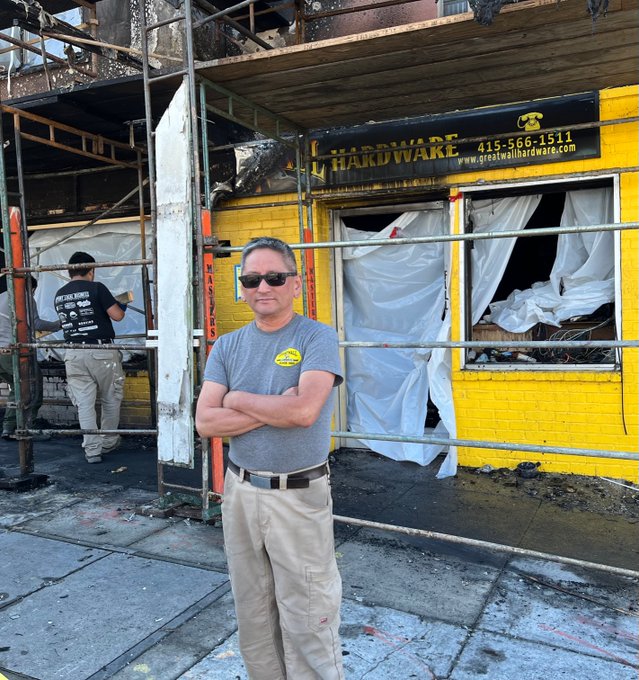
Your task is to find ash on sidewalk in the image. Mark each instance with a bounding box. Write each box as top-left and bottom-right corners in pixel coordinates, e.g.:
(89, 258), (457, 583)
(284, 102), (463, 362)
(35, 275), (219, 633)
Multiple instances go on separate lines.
(0, 436), (637, 680)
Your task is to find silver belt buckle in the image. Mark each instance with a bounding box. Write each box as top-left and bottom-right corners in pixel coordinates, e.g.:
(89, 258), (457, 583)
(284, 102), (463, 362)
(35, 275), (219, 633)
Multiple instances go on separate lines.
(249, 473), (272, 489)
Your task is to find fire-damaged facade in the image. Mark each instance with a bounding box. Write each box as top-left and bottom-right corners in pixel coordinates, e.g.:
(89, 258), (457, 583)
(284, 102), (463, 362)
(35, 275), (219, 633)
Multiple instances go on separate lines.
(212, 84), (638, 483)
(0, 0), (637, 500)
(196, 0), (639, 483)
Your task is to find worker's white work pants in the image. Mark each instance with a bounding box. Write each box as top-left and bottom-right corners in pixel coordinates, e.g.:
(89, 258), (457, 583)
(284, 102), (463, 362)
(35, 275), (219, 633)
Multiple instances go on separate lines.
(64, 348), (124, 460)
(222, 466), (344, 680)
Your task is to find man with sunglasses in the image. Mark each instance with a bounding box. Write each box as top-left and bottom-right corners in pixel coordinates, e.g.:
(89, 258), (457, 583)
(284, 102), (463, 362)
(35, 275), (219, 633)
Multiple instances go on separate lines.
(196, 236), (344, 680)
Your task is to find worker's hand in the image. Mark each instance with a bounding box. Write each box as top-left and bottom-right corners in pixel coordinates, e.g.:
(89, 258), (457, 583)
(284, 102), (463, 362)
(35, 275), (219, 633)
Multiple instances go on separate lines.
(281, 386), (298, 396)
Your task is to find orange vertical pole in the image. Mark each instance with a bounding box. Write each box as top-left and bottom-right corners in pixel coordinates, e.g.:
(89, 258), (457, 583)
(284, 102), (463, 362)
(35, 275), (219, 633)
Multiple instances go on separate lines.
(9, 207), (28, 348)
(303, 228), (317, 320)
(10, 206), (30, 412)
(9, 207), (33, 474)
(201, 208), (224, 494)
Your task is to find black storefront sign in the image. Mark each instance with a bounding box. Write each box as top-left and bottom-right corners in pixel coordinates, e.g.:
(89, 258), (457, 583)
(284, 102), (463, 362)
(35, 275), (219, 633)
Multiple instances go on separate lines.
(309, 92), (600, 188)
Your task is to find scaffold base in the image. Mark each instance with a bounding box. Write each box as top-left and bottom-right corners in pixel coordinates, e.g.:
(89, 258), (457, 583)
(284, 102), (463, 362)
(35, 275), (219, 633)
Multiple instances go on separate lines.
(0, 472), (49, 492)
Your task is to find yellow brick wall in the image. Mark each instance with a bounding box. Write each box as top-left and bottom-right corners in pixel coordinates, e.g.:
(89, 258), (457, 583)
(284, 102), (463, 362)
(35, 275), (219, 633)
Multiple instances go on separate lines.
(31, 368), (154, 428)
(212, 196), (334, 330)
(212, 86), (639, 482)
(121, 371), (153, 428)
(449, 86), (639, 482)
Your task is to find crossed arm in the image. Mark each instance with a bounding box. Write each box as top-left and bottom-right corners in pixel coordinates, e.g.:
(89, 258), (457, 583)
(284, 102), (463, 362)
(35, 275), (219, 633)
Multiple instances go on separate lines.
(195, 369), (336, 438)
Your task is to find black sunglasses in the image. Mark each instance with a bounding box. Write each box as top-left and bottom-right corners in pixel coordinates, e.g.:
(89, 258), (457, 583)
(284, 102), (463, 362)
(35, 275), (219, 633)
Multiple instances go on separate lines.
(239, 272), (297, 289)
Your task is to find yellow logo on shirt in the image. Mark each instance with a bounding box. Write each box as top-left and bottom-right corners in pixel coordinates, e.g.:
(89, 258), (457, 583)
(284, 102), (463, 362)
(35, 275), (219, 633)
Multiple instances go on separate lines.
(275, 348), (302, 366)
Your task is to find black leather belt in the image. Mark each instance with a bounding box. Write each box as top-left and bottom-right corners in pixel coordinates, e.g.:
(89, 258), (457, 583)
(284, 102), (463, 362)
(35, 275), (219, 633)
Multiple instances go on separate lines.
(228, 460), (328, 489)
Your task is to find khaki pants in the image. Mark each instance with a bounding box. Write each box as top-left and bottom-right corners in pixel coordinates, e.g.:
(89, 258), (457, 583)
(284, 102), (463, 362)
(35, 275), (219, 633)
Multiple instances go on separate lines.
(223, 467), (344, 680)
(0, 352), (43, 433)
(64, 348), (124, 459)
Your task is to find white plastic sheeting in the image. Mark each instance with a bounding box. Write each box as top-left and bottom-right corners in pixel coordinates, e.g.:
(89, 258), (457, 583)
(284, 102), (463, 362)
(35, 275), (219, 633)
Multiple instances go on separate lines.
(29, 221), (151, 360)
(487, 187), (614, 331)
(340, 187), (614, 476)
(468, 194), (543, 326)
(341, 196), (546, 475)
(342, 207), (450, 469)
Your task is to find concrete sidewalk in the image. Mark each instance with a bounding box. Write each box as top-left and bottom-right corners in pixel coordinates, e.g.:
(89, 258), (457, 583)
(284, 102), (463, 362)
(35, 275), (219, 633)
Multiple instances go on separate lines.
(0, 439), (638, 679)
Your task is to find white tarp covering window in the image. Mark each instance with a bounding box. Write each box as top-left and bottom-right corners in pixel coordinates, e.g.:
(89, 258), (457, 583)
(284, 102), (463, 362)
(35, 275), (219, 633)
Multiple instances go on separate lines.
(340, 187), (614, 477)
(341, 207), (451, 470)
(468, 194), (543, 326)
(29, 221), (151, 359)
(485, 187), (614, 332)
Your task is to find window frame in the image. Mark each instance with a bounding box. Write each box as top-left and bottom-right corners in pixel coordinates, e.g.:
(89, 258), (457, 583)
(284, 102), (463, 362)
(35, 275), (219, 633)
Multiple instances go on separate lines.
(457, 174), (621, 371)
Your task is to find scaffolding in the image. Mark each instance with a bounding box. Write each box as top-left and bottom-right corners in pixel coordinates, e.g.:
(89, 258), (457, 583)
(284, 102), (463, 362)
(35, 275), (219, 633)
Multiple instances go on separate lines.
(0, 0), (306, 504)
(0, 0), (637, 573)
(0, 101), (154, 488)
(136, 1), (639, 509)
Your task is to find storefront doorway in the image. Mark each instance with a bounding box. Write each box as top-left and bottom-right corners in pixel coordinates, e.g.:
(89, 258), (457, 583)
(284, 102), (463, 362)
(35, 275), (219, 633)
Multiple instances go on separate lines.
(332, 201), (451, 466)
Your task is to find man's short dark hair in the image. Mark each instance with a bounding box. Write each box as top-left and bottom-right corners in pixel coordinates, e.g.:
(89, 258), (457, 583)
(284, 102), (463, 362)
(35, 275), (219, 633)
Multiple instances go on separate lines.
(240, 237), (297, 273)
(68, 251), (95, 278)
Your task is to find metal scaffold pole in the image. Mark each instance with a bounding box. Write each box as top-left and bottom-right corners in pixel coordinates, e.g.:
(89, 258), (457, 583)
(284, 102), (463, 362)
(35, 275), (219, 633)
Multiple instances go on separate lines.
(186, 0), (214, 518)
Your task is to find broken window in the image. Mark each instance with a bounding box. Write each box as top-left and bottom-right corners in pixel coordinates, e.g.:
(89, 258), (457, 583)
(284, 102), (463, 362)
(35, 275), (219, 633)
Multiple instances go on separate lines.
(439, 0), (470, 17)
(0, 8), (83, 76)
(463, 180), (617, 367)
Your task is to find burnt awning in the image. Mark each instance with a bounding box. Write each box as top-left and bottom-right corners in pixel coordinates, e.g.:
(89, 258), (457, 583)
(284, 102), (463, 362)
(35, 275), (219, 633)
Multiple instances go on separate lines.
(195, 0), (639, 132)
(0, 74), (172, 174)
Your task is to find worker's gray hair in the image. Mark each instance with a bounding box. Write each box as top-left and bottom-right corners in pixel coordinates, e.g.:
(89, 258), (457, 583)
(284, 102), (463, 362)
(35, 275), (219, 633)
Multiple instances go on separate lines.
(240, 237), (297, 273)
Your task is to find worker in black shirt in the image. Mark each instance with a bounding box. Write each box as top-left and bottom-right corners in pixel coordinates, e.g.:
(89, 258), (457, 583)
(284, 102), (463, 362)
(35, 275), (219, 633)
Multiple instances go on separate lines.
(54, 251), (126, 464)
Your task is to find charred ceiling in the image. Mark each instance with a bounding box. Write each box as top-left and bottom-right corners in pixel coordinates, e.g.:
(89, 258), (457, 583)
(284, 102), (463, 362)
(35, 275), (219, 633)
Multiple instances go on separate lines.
(196, 0), (639, 131)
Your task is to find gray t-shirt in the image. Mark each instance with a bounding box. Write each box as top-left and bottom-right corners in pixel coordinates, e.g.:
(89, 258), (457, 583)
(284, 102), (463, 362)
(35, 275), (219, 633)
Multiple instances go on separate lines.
(203, 314), (343, 473)
(0, 291), (61, 347)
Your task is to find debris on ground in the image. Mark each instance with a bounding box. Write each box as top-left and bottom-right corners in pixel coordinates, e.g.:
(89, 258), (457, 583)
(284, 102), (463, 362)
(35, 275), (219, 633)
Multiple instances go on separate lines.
(466, 464), (639, 519)
(515, 461), (541, 479)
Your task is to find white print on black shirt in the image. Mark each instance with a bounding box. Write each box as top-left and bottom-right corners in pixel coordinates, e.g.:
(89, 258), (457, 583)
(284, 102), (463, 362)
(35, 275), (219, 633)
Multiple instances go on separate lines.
(55, 291), (90, 303)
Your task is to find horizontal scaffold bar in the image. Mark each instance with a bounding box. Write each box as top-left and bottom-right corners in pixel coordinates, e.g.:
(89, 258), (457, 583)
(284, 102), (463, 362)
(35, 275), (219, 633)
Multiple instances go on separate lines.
(340, 340), (637, 349)
(16, 342), (151, 351)
(16, 429), (156, 436)
(332, 515), (639, 580)
(215, 221), (639, 254)
(8, 259), (153, 274)
(334, 431), (639, 462)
